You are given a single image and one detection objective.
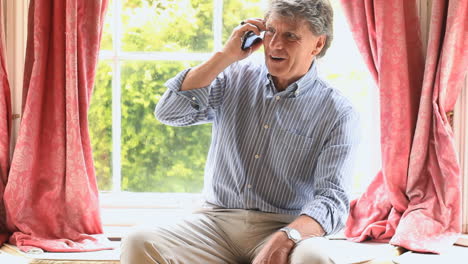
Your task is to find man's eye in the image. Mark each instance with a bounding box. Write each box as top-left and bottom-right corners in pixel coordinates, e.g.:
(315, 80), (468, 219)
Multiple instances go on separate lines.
(286, 33), (298, 40)
(266, 28), (275, 35)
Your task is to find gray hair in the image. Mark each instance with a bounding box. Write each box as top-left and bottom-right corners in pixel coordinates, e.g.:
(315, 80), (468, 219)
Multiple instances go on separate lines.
(265, 0), (334, 58)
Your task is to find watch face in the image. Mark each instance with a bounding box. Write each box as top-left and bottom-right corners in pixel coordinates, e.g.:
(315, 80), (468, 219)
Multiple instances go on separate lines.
(290, 229), (301, 240)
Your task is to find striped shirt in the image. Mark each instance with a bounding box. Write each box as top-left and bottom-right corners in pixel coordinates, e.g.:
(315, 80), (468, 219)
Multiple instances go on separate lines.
(155, 60), (360, 234)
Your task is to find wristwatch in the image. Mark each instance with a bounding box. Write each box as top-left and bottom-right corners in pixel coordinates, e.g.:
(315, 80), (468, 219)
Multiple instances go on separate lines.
(279, 227), (302, 243)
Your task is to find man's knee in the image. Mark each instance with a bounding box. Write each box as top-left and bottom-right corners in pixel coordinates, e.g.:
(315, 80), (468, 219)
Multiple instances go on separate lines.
(122, 230), (160, 251)
(120, 229), (167, 264)
(289, 237), (334, 264)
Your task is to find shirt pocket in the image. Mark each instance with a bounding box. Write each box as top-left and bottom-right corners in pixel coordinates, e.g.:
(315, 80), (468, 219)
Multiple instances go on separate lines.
(273, 127), (317, 150)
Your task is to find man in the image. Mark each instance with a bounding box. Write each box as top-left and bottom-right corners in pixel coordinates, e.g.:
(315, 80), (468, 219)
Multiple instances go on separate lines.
(121, 0), (359, 263)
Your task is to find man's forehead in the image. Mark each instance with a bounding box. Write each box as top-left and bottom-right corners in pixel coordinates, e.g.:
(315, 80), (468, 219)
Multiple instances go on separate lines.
(265, 14), (306, 29)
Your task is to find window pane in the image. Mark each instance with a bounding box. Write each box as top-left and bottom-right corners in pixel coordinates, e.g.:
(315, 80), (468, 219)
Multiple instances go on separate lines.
(120, 61), (211, 192)
(122, 0), (214, 52)
(222, 0), (266, 44)
(90, 61), (113, 191)
(101, 0), (113, 50)
(318, 1), (381, 193)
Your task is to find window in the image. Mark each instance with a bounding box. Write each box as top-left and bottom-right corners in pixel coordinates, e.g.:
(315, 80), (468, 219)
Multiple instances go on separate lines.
(90, 0), (380, 195)
(454, 75), (468, 233)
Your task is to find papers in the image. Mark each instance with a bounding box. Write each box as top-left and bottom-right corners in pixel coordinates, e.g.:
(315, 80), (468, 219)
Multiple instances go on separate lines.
(325, 240), (396, 264)
(393, 245), (468, 264)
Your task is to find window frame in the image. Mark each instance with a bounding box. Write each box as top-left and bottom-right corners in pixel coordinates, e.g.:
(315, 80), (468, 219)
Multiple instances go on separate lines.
(4, 0), (27, 157)
(101, 0), (381, 195)
(454, 76), (468, 233)
(100, 0), (225, 192)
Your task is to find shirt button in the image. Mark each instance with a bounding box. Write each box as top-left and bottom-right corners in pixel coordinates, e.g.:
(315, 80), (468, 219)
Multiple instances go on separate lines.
(263, 124), (269, 129)
(192, 97), (197, 100)
(294, 91), (299, 95)
(275, 96), (280, 101)
(247, 184), (252, 189)
(255, 154), (260, 159)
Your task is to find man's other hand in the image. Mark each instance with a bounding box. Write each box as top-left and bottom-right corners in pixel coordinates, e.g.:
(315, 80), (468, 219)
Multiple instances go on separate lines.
(252, 231), (294, 264)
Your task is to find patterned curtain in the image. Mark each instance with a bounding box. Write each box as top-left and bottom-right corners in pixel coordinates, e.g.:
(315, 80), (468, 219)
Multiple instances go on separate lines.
(341, 0), (468, 253)
(4, 0), (111, 252)
(0, 0), (12, 247)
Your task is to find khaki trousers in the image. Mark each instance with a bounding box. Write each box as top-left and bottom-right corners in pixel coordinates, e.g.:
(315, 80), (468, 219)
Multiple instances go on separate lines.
(120, 205), (335, 264)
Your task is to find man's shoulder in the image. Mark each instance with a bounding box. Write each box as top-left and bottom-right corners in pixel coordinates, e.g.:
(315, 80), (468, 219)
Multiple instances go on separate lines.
(312, 77), (358, 117)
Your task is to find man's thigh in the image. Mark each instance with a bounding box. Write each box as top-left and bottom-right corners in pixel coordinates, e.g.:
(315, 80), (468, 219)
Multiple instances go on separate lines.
(120, 212), (241, 264)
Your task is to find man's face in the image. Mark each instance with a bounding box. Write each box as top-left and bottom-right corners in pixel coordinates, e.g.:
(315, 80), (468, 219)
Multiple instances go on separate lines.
(263, 14), (325, 88)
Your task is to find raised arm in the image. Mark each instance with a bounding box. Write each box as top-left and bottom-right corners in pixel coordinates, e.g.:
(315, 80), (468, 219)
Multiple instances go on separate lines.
(155, 18), (265, 126)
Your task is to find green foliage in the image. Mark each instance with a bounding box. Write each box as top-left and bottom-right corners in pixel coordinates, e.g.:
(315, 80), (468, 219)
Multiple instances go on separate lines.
(120, 61), (211, 192)
(100, 0), (113, 50)
(90, 60), (212, 192)
(121, 0), (214, 52)
(89, 61), (113, 190)
(222, 0), (265, 43)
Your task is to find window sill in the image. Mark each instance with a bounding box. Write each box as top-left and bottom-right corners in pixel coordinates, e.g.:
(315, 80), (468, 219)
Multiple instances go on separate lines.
(99, 192), (468, 241)
(99, 192), (203, 239)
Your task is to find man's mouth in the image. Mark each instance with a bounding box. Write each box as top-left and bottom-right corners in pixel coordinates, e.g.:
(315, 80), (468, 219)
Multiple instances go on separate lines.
(270, 55), (286, 61)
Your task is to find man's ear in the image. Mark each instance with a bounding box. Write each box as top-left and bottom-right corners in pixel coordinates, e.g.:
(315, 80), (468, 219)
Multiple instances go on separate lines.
(312, 35), (326, 56)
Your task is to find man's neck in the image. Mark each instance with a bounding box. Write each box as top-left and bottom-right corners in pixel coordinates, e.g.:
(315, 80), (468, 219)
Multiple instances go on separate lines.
(274, 78), (290, 92)
(272, 75), (301, 92)
(271, 61), (316, 92)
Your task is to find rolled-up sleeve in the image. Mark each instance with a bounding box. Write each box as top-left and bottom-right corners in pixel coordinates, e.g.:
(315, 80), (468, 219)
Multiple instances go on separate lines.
(154, 67), (226, 127)
(300, 110), (360, 235)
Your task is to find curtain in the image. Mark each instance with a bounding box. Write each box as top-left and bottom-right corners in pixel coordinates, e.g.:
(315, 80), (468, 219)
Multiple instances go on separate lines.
(3, 0), (110, 252)
(0, 0), (12, 247)
(341, 0), (468, 253)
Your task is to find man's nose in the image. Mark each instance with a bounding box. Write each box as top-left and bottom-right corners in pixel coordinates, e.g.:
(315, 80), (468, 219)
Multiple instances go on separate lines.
(268, 34), (283, 49)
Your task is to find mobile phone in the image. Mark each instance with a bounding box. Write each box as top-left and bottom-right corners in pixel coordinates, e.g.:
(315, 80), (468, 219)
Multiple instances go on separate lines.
(241, 31), (263, 50)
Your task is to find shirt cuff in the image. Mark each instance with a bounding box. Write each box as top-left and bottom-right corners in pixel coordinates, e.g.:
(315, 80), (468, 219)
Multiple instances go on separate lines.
(164, 68), (211, 108)
(300, 201), (339, 235)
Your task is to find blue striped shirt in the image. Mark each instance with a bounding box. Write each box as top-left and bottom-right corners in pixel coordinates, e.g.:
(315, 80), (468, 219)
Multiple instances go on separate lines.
(155, 60), (359, 234)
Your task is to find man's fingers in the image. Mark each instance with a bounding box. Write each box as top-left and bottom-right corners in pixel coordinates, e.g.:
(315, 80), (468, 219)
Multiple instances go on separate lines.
(236, 23), (262, 36)
(243, 18), (266, 31)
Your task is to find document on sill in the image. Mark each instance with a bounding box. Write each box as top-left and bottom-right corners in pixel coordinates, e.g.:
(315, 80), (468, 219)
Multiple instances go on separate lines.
(393, 245), (468, 264)
(324, 240), (396, 264)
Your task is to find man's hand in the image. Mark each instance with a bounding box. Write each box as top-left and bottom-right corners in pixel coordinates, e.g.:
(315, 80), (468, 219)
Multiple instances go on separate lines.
(252, 231), (294, 264)
(252, 215), (326, 264)
(221, 18), (266, 63)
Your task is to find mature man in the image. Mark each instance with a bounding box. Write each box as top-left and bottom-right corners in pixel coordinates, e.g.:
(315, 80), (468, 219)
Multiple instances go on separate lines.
(121, 0), (359, 263)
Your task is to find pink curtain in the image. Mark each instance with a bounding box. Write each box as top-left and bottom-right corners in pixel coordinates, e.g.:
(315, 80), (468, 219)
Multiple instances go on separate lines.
(3, 0), (110, 252)
(0, 0), (12, 247)
(342, 0), (468, 253)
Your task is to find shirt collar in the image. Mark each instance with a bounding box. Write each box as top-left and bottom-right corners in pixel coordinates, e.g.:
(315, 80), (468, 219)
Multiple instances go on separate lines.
(263, 61), (319, 97)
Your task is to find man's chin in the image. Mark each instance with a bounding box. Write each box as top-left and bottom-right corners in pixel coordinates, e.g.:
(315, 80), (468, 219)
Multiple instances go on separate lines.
(266, 68), (287, 79)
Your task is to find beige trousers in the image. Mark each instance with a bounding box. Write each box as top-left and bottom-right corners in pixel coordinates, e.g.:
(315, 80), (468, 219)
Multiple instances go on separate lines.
(120, 205), (335, 264)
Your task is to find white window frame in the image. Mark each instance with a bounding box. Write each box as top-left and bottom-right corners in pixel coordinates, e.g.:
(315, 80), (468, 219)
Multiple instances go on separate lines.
(454, 76), (468, 234)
